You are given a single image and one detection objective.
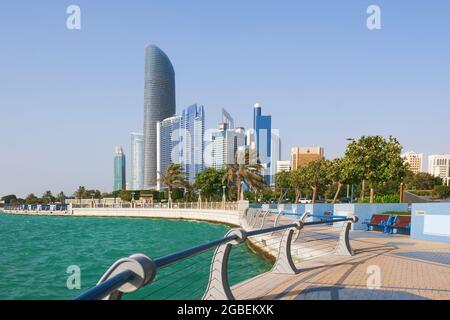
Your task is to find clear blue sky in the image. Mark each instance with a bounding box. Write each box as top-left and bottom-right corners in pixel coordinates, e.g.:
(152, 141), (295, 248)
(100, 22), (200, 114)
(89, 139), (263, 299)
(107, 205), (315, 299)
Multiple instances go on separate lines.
(1, 0), (449, 198)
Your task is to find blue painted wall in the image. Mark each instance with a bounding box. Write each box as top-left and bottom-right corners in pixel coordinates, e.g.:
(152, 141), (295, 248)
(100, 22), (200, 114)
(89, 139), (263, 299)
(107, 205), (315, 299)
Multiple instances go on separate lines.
(334, 203), (409, 230)
(411, 203), (450, 244)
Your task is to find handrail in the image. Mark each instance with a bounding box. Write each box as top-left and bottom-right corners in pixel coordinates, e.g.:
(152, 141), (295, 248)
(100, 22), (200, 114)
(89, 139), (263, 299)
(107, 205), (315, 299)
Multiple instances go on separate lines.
(154, 235), (239, 268)
(75, 270), (135, 300)
(74, 216), (355, 300)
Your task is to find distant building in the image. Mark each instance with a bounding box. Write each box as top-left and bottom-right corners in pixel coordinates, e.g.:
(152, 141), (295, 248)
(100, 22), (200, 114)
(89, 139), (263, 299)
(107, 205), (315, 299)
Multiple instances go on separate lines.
(205, 123), (246, 169)
(253, 103), (279, 185)
(276, 160), (291, 173)
(143, 45), (176, 189)
(291, 146), (324, 170)
(181, 104), (205, 183)
(114, 146), (126, 191)
(156, 104), (205, 189)
(222, 108), (235, 130)
(428, 154), (450, 186)
(402, 151), (423, 174)
(130, 133), (144, 190)
(156, 115), (182, 190)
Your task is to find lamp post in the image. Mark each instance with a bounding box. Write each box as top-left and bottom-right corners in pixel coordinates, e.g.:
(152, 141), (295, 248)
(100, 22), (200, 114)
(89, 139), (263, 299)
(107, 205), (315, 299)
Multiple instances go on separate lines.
(346, 138), (355, 203)
(131, 192), (135, 208)
(222, 185), (226, 203)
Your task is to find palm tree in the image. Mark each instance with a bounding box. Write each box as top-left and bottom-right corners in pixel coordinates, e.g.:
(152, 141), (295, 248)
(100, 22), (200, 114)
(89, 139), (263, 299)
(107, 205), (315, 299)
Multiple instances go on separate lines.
(222, 150), (264, 201)
(158, 163), (189, 207)
(74, 186), (86, 206)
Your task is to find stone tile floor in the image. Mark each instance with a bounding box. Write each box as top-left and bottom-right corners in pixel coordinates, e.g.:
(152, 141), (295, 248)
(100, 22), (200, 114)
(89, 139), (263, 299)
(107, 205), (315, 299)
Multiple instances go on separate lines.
(233, 231), (450, 300)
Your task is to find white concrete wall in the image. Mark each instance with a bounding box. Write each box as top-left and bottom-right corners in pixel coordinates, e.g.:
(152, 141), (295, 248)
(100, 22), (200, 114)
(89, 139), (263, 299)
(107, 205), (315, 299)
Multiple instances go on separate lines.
(70, 208), (240, 226)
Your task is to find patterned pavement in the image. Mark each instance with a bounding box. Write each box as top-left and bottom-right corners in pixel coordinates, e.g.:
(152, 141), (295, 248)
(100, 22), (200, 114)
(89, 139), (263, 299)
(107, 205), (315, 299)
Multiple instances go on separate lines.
(233, 231), (450, 300)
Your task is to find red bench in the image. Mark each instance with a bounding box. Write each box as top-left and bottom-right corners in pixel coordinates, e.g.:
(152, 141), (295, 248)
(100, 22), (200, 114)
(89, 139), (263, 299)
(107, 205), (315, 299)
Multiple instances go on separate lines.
(386, 216), (411, 234)
(365, 214), (390, 231)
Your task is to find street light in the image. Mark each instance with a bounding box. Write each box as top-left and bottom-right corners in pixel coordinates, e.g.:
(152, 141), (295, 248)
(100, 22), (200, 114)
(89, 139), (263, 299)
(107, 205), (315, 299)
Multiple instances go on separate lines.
(222, 185), (226, 203)
(346, 138), (355, 203)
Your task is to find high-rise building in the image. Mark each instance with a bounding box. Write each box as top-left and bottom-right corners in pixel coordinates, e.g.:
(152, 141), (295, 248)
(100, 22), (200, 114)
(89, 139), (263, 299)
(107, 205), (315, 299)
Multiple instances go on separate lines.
(156, 104), (205, 189)
(428, 154), (450, 186)
(402, 151), (423, 174)
(222, 108), (235, 130)
(276, 160), (291, 173)
(156, 115), (182, 190)
(130, 133), (144, 190)
(143, 44), (176, 189)
(181, 104), (205, 183)
(253, 103), (279, 185)
(205, 123), (246, 169)
(291, 146), (324, 170)
(114, 146), (126, 191)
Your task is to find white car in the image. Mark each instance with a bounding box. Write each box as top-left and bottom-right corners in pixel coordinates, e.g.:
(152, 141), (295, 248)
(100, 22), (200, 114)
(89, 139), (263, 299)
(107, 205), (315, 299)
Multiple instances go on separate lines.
(299, 198), (312, 204)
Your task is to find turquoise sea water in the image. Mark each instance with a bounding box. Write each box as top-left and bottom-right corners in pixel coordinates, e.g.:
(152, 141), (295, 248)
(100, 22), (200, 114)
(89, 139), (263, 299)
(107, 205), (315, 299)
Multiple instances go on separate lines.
(0, 212), (272, 300)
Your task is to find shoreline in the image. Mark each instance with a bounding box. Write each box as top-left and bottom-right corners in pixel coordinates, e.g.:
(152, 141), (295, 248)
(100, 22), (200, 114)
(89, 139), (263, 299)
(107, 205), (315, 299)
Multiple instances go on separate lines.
(1, 208), (277, 262)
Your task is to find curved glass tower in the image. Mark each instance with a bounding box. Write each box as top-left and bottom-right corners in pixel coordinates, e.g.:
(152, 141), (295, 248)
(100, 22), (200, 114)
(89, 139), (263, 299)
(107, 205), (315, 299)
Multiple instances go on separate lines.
(143, 45), (176, 189)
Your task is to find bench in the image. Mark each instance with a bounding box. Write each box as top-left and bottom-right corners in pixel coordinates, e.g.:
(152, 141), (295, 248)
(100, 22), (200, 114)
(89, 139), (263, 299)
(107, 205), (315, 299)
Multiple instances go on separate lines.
(386, 216), (411, 235)
(364, 214), (390, 232)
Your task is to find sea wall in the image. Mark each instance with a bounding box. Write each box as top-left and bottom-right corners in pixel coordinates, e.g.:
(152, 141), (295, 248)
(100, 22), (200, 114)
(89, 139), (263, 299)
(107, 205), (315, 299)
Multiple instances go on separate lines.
(3, 207), (241, 227)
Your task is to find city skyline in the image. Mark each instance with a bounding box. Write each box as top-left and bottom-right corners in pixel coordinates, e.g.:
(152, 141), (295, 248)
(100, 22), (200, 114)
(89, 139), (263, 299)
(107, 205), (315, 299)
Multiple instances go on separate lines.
(1, 1), (450, 197)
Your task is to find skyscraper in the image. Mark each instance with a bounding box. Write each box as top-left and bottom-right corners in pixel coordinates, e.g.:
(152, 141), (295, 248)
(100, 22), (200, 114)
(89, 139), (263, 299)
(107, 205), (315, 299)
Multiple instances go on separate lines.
(156, 115), (182, 190)
(130, 133), (144, 190)
(205, 122), (246, 169)
(114, 146), (126, 191)
(253, 103), (278, 185)
(143, 44), (176, 189)
(156, 104), (205, 189)
(181, 104), (205, 183)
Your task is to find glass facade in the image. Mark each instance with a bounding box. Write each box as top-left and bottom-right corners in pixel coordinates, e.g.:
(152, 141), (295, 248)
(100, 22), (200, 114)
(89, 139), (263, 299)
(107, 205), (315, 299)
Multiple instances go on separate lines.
(114, 146), (126, 191)
(130, 133), (144, 190)
(143, 45), (176, 189)
(181, 104), (205, 183)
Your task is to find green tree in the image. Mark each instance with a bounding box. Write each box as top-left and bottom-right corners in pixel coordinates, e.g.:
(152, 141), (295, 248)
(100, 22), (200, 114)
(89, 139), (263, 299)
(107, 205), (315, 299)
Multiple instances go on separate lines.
(290, 167), (308, 203)
(56, 191), (66, 203)
(158, 163), (189, 206)
(74, 186), (86, 199)
(304, 159), (331, 203)
(343, 135), (407, 203)
(25, 193), (39, 205)
(275, 171), (291, 203)
(41, 191), (55, 204)
(327, 158), (346, 203)
(194, 168), (227, 201)
(404, 171), (442, 190)
(222, 160), (264, 201)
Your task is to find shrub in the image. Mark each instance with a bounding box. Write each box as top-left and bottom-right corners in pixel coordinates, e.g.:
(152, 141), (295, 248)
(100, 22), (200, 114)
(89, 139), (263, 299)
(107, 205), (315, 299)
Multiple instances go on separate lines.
(432, 186), (450, 199)
(411, 190), (433, 197)
(382, 211), (410, 216)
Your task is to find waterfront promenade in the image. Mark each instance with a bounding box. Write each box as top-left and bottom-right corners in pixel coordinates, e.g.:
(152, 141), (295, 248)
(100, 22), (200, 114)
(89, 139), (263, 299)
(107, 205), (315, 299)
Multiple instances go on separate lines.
(3, 206), (450, 300)
(233, 231), (450, 300)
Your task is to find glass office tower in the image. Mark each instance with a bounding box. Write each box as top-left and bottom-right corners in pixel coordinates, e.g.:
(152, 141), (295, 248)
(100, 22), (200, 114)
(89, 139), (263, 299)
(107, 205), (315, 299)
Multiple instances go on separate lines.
(143, 44), (176, 189)
(130, 133), (144, 190)
(114, 146), (126, 191)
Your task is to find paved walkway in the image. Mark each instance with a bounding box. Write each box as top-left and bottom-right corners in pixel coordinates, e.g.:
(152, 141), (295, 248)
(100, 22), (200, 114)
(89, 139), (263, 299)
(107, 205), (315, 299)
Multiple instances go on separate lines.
(233, 231), (450, 300)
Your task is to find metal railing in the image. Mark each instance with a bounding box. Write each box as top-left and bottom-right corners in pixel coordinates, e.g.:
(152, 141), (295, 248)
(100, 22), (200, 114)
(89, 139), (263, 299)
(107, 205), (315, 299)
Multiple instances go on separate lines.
(68, 201), (238, 211)
(74, 209), (357, 300)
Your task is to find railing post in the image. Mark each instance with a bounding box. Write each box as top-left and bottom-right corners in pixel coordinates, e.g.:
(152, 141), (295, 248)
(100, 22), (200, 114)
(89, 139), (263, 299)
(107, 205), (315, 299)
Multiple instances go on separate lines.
(202, 229), (247, 300)
(334, 216), (358, 256)
(96, 253), (157, 300)
(271, 221), (303, 275)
